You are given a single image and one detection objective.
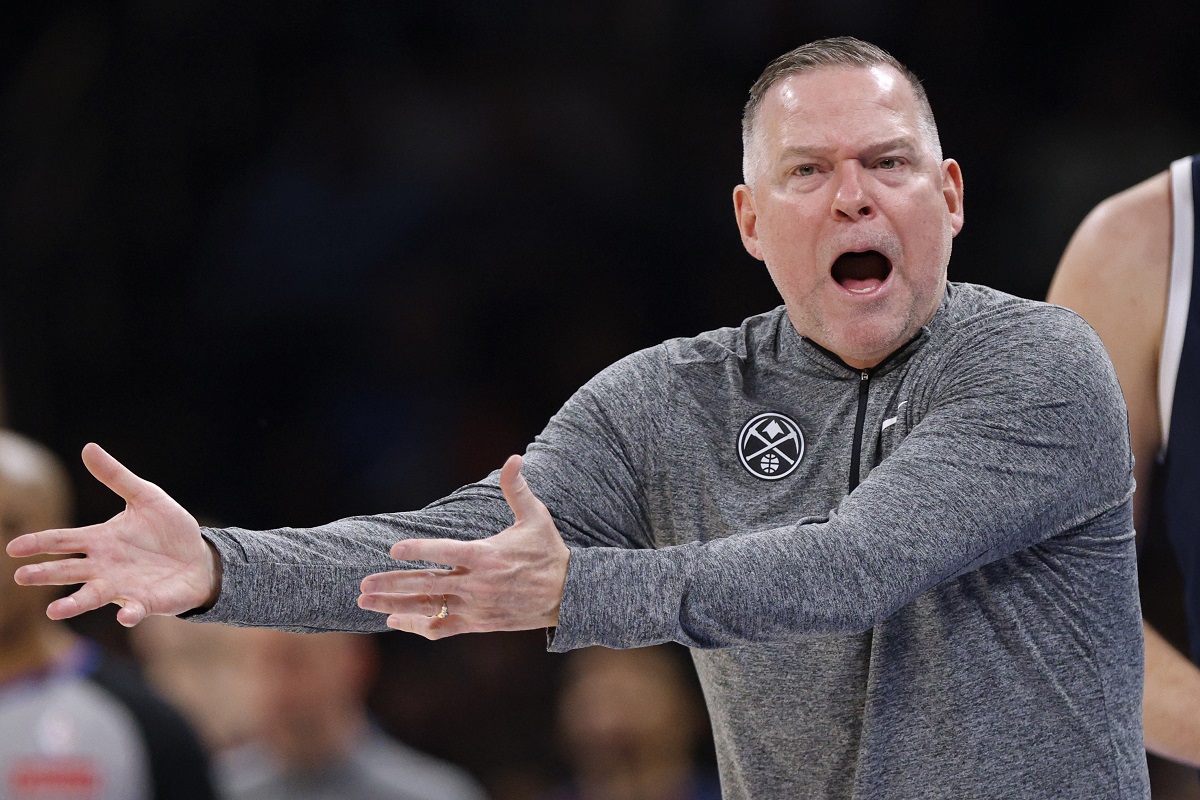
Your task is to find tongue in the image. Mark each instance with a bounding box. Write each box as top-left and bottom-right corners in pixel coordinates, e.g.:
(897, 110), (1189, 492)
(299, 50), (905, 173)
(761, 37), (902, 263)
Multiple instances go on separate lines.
(832, 252), (890, 294)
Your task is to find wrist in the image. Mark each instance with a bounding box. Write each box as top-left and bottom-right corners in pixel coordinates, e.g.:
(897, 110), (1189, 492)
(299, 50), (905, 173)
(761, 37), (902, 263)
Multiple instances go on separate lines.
(205, 540), (223, 606)
(190, 539), (223, 614)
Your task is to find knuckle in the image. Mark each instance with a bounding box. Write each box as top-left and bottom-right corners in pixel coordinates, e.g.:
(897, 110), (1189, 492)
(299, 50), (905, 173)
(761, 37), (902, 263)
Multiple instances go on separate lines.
(422, 570), (439, 595)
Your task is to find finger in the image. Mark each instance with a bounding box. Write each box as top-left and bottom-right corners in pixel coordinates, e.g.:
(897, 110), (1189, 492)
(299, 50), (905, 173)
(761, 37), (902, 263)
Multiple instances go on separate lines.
(46, 579), (117, 620)
(358, 592), (447, 617)
(389, 537), (478, 568)
(6, 526), (103, 558)
(499, 454), (545, 524)
(386, 612), (471, 640)
(81, 442), (149, 504)
(360, 568), (464, 596)
(14, 557), (93, 587)
(116, 600), (148, 628)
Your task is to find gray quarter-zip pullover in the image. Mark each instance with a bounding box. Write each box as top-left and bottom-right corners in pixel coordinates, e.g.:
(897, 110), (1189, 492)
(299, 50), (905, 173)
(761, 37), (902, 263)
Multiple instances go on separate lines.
(197, 282), (1148, 799)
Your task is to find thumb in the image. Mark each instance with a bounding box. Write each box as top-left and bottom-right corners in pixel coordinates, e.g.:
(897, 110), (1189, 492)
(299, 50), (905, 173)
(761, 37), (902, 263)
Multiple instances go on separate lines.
(499, 454), (545, 524)
(81, 443), (148, 505)
(116, 599), (148, 628)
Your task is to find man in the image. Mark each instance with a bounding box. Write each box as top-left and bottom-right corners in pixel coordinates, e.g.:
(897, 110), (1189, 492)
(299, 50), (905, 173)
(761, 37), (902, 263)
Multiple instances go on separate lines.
(129, 615), (260, 754)
(8, 38), (1148, 798)
(0, 429), (216, 800)
(543, 645), (720, 800)
(217, 629), (488, 800)
(1048, 156), (1200, 784)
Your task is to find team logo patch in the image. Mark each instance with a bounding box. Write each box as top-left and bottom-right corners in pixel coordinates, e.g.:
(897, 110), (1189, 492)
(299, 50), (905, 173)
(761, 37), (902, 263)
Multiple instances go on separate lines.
(738, 412), (804, 480)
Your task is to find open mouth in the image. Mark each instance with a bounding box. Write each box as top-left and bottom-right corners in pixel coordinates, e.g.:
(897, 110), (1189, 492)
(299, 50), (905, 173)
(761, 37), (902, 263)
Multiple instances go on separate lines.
(831, 250), (892, 294)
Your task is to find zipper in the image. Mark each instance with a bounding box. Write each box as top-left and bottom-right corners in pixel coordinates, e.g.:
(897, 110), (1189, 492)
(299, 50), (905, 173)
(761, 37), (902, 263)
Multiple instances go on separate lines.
(849, 370), (870, 492)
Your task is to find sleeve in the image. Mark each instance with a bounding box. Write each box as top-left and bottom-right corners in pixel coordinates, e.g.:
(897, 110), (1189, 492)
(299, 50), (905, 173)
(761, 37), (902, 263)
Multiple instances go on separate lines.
(191, 345), (670, 631)
(549, 306), (1136, 651)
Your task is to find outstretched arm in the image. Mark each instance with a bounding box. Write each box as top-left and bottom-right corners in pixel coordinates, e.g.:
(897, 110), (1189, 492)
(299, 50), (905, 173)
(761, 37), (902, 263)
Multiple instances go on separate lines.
(8, 346), (666, 633)
(8, 444), (573, 636)
(6, 443), (220, 626)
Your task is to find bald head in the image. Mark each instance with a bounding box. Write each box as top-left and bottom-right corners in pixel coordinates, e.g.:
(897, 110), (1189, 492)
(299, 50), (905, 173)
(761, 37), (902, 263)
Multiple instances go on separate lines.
(0, 431), (74, 651)
(0, 430), (73, 542)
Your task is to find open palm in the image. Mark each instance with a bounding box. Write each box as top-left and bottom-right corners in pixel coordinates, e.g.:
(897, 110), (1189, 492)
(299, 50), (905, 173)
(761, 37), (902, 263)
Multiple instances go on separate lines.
(5, 443), (219, 626)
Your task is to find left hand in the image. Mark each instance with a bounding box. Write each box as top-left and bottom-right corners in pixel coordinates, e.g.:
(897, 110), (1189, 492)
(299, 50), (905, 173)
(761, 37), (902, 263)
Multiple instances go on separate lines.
(357, 454), (570, 639)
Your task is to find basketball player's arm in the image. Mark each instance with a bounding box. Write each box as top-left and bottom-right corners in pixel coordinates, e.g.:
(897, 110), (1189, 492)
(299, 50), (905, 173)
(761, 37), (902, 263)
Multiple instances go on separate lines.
(1048, 170), (1200, 768)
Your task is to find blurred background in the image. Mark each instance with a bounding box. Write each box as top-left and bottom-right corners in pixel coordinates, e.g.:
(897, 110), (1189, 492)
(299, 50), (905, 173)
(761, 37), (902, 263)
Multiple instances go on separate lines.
(2, 1), (1198, 797)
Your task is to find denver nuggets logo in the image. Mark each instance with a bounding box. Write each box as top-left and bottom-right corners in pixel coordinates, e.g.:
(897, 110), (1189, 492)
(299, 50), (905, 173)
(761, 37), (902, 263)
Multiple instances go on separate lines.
(738, 412), (804, 480)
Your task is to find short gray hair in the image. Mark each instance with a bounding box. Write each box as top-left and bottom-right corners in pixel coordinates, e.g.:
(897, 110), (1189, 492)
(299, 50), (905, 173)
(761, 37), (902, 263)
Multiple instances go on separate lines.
(741, 37), (941, 184)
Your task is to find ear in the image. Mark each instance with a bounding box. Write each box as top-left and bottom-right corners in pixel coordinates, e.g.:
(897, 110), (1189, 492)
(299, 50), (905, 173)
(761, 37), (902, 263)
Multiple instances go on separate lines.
(733, 184), (765, 261)
(941, 159), (964, 236)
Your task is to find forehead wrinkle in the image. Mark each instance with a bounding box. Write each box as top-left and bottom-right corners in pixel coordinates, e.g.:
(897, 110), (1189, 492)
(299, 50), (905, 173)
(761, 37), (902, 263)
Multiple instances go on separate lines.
(764, 94), (928, 166)
(770, 97), (915, 140)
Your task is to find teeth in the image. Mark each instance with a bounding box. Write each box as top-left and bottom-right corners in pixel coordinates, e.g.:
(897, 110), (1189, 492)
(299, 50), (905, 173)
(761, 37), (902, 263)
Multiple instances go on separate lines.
(849, 287), (875, 294)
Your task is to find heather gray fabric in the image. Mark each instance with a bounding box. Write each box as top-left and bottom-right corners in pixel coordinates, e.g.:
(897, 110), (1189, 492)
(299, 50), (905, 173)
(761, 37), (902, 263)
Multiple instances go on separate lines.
(196, 283), (1148, 799)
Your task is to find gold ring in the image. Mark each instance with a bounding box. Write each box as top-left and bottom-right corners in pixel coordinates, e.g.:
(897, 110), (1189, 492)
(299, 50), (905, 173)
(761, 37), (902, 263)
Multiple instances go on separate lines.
(436, 596), (449, 619)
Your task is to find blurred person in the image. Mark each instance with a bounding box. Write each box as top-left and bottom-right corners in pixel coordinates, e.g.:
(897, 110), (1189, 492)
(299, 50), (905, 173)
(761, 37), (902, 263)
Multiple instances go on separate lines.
(128, 614), (260, 753)
(10, 37), (1149, 797)
(544, 646), (718, 800)
(216, 628), (488, 800)
(0, 429), (216, 800)
(1048, 154), (1200, 795)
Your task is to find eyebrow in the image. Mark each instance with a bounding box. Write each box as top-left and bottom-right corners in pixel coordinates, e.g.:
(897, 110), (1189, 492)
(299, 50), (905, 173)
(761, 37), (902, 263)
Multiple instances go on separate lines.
(776, 137), (919, 162)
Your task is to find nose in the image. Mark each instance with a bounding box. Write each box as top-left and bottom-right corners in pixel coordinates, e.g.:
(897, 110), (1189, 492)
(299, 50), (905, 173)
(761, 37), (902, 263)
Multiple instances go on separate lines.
(831, 162), (875, 222)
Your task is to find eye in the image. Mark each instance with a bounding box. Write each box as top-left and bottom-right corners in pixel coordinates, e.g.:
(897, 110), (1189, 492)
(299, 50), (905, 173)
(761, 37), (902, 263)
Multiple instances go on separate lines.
(877, 157), (901, 170)
(794, 164), (818, 177)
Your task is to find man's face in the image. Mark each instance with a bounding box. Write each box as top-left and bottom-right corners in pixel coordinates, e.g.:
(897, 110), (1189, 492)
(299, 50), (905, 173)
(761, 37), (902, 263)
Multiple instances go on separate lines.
(734, 65), (964, 369)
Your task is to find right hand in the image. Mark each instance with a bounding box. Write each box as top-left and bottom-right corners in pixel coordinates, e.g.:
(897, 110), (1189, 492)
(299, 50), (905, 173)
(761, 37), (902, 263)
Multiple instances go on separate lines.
(5, 443), (219, 626)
